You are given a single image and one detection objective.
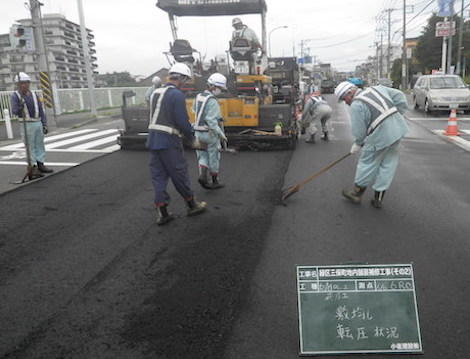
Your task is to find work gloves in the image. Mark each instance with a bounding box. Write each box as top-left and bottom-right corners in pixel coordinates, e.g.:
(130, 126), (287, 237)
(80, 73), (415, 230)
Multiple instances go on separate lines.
(42, 125), (48, 135)
(350, 143), (362, 154)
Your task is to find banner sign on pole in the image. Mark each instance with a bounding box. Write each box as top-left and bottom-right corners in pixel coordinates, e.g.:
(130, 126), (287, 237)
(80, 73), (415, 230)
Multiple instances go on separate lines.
(438, 0), (455, 17)
(436, 21), (456, 37)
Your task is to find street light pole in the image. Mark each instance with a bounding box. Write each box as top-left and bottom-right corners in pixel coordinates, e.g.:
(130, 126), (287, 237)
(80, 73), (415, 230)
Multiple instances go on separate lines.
(268, 25), (288, 57)
(77, 0), (97, 117)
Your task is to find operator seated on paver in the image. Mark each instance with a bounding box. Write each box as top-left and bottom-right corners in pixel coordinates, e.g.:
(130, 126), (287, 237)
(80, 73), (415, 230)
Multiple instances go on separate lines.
(10, 72), (53, 178)
(145, 76), (162, 105)
(232, 17), (262, 52)
(334, 80), (409, 209)
(147, 63), (207, 225)
(193, 73), (228, 190)
(301, 93), (332, 143)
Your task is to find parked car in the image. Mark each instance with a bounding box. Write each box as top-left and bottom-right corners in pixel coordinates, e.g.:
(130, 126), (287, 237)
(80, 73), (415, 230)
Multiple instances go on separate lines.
(412, 74), (470, 113)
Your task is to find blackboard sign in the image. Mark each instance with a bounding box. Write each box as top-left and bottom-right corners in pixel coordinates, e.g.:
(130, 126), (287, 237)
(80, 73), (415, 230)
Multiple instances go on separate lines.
(296, 264), (422, 355)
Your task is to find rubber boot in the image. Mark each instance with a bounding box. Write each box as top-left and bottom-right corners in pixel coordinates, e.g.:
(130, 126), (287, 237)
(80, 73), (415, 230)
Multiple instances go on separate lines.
(371, 191), (386, 209)
(321, 131), (329, 141)
(210, 174), (224, 190)
(342, 185), (366, 204)
(186, 198), (207, 217)
(29, 165), (44, 180)
(198, 167), (211, 189)
(156, 205), (175, 226)
(305, 134), (316, 144)
(37, 161), (53, 173)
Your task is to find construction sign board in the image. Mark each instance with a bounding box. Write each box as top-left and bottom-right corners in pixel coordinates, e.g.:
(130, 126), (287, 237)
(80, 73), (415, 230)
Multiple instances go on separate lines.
(296, 264), (423, 355)
(436, 21), (456, 37)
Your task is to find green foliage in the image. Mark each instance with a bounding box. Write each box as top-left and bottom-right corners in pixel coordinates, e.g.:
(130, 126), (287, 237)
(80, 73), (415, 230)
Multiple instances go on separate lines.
(98, 72), (139, 87)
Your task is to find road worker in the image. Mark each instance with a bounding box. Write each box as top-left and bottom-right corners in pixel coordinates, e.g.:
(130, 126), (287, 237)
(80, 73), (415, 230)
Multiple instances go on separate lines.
(147, 63), (207, 225)
(193, 73), (228, 189)
(301, 93), (332, 143)
(334, 81), (409, 208)
(10, 72), (53, 178)
(232, 18), (262, 51)
(145, 76), (162, 104)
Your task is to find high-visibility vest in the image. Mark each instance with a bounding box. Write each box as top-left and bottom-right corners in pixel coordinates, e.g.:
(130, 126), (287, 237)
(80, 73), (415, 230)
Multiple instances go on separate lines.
(354, 87), (399, 136)
(148, 84), (182, 137)
(193, 92), (216, 132)
(15, 91), (40, 121)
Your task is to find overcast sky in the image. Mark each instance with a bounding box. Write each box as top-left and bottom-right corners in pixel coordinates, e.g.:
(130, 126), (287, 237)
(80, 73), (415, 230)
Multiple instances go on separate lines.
(0, 0), (452, 76)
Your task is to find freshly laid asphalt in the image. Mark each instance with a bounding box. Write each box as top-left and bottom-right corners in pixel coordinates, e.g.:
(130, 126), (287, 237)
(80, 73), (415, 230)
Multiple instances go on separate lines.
(0, 95), (469, 358)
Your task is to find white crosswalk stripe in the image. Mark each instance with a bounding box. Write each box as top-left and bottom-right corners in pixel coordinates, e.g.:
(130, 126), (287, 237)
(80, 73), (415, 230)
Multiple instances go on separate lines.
(433, 130), (470, 152)
(0, 128), (121, 153)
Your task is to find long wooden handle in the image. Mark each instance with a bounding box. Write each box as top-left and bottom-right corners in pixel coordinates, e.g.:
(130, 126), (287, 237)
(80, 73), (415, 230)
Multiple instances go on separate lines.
(296, 152), (351, 188)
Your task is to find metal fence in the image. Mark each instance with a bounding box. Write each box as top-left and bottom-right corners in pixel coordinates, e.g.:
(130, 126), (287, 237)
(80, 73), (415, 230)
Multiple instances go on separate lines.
(0, 86), (147, 119)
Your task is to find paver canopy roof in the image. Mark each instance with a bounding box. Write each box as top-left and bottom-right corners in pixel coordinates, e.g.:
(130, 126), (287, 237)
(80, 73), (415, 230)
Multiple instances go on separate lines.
(157, 0), (267, 16)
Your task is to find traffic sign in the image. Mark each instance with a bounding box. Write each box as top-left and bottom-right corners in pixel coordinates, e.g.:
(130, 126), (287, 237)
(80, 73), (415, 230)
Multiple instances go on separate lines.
(436, 21), (456, 37)
(296, 264), (423, 355)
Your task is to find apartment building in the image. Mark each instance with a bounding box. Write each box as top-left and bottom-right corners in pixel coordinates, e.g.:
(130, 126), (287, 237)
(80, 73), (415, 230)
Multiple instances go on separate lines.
(0, 13), (98, 90)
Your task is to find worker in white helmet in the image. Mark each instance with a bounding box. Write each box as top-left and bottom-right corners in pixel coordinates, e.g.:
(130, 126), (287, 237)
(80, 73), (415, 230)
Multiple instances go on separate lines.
(145, 75), (162, 104)
(301, 93), (333, 143)
(192, 72), (228, 189)
(232, 17), (261, 51)
(10, 72), (53, 178)
(147, 62), (207, 225)
(335, 80), (409, 208)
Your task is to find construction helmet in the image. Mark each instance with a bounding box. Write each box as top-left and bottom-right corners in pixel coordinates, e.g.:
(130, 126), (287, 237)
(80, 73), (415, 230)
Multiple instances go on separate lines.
(334, 81), (357, 101)
(232, 17), (243, 26)
(14, 72), (31, 83)
(207, 73), (227, 90)
(169, 63), (192, 79)
(152, 76), (162, 86)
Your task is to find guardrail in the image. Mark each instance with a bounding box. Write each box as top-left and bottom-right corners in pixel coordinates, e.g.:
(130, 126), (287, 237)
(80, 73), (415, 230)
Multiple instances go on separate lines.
(0, 86), (148, 119)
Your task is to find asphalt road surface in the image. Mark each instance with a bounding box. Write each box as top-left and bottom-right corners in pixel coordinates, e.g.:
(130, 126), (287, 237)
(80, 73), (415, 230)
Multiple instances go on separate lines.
(1, 95), (469, 358)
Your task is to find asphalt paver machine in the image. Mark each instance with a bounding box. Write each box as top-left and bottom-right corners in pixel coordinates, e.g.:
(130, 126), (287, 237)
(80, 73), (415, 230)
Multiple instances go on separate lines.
(156, 0), (298, 150)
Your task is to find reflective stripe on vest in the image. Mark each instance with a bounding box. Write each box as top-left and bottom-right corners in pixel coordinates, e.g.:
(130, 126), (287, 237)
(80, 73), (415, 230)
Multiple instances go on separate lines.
(148, 85), (182, 137)
(15, 91), (39, 121)
(355, 87), (398, 136)
(194, 92), (215, 132)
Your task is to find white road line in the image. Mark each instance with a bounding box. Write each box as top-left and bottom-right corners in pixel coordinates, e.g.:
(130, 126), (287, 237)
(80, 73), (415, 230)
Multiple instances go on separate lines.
(461, 130), (470, 135)
(433, 130), (470, 152)
(100, 144), (121, 152)
(408, 117), (470, 121)
(0, 129), (99, 150)
(67, 134), (118, 150)
(0, 161), (79, 167)
(46, 129), (119, 149)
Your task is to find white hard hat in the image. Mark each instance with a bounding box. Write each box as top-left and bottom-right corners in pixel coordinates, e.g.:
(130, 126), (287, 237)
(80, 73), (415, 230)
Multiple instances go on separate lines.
(207, 73), (227, 90)
(152, 76), (162, 86)
(232, 17), (242, 26)
(334, 81), (357, 101)
(14, 72), (31, 83)
(169, 63), (192, 79)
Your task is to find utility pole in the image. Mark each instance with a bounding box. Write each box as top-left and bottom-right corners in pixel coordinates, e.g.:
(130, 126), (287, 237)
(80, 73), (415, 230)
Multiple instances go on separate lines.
(77, 0), (97, 117)
(442, 16), (448, 73)
(386, 8), (393, 79)
(457, 0), (465, 75)
(402, 0), (407, 90)
(375, 41), (380, 81)
(447, 13), (454, 73)
(380, 32), (384, 78)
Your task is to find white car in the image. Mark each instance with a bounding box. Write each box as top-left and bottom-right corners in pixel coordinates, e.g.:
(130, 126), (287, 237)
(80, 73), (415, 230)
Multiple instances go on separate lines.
(412, 75), (470, 113)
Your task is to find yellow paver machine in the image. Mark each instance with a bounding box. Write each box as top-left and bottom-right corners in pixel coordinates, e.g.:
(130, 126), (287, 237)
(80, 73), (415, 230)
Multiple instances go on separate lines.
(156, 0), (299, 150)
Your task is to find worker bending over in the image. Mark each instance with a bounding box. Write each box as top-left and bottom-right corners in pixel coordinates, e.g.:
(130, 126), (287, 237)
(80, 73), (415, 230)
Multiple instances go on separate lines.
(301, 93), (332, 143)
(335, 81), (409, 208)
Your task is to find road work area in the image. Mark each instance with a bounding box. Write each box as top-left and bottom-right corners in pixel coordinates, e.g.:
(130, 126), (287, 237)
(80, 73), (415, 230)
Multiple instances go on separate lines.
(0, 95), (469, 359)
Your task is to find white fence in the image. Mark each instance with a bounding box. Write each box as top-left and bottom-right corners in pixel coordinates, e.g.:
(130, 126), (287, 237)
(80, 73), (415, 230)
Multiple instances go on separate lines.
(0, 86), (147, 119)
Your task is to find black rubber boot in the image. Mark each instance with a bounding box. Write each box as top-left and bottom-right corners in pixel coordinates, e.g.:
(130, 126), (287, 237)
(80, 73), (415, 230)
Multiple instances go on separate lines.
(342, 185), (367, 204)
(321, 131), (329, 141)
(371, 191), (386, 209)
(37, 161), (53, 173)
(305, 134), (316, 144)
(210, 174), (225, 190)
(186, 198), (207, 217)
(156, 205), (175, 226)
(29, 165), (44, 180)
(198, 167), (211, 189)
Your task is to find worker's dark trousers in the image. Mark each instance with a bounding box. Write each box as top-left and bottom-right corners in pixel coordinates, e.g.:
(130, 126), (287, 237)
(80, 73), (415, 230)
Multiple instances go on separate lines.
(149, 147), (194, 206)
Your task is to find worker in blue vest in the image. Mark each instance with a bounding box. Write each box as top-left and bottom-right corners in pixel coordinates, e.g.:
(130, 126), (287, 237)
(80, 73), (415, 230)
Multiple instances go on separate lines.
(301, 93), (332, 143)
(10, 72), (53, 178)
(335, 81), (409, 208)
(193, 73), (228, 189)
(148, 63), (207, 225)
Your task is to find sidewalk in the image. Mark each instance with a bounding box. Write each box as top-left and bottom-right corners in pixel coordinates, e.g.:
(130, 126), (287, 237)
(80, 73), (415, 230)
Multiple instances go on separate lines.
(0, 107), (121, 143)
